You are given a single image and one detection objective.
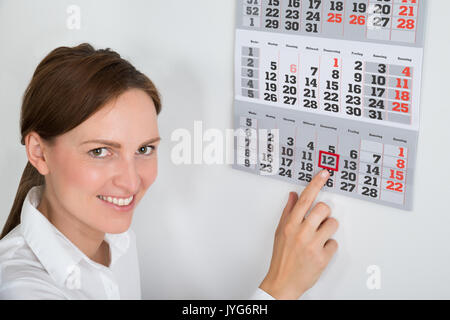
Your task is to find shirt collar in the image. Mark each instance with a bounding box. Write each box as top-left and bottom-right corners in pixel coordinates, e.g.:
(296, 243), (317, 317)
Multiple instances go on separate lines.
(20, 185), (130, 287)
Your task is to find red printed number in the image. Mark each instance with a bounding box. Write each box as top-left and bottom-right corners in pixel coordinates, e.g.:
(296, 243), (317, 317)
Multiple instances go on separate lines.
(397, 19), (415, 29)
(390, 169), (404, 181)
(396, 78), (409, 89)
(350, 15), (365, 25)
(328, 13), (342, 23)
(333, 58), (339, 68)
(387, 181), (404, 192)
(397, 159), (406, 169)
(399, 6), (414, 16)
(402, 67), (411, 77)
(393, 102), (409, 113)
(290, 64), (297, 73)
(395, 90), (410, 101)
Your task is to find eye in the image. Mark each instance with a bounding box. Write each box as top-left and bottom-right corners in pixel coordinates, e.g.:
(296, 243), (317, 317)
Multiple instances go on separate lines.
(88, 147), (110, 158)
(137, 145), (156, 156)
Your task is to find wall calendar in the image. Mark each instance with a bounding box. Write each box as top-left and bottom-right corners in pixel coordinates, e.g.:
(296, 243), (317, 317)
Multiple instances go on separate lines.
(233, 0), (426, 210)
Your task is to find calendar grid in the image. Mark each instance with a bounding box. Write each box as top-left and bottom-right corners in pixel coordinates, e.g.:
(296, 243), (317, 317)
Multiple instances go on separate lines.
(240, 0), (424, 46)
(234, 103), (414, 208)
(235, 0), (424, 210)
(239, 36), (420, 128)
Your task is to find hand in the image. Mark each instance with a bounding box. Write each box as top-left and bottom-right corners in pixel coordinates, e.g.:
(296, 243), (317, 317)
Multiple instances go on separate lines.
(259, 169), (339, 300)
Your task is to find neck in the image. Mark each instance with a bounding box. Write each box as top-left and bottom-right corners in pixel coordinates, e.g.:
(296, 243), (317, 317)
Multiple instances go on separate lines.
(37, 185), (110, 267)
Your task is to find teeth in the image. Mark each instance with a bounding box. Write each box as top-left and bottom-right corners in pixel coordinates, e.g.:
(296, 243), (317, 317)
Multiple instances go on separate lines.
(98, 195), (133, 206)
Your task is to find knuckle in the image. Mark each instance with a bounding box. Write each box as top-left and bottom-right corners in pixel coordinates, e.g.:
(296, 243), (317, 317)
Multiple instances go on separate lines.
(304, 241), (332, 268)
(317, 255), (328, 268)
(303, 217), (317, 232)
(295, 228), (307, 245)
(282, 221), (296, 237)
(308, 209), (322, 222)
(297, 194), (312, 207)
(305, 243), (319, 260)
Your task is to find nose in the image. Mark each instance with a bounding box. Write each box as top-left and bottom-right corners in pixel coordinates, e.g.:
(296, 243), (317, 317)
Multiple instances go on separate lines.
(113, 157), (140, 195)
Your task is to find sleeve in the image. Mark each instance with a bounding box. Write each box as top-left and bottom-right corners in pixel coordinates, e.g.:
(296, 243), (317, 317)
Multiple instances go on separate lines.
(0, 278), (67, 300)
(249, 287), (276, 300)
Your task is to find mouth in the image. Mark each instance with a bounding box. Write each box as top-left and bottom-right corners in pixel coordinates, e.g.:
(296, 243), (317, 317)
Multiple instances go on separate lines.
(96, 194), (136, 212)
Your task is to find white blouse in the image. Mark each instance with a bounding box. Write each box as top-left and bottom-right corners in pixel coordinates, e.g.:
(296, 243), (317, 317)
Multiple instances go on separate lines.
(0, 185), (274, 300)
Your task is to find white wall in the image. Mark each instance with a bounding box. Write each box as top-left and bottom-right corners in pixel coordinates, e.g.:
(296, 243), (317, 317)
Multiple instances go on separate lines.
(0, 0), (449, 299)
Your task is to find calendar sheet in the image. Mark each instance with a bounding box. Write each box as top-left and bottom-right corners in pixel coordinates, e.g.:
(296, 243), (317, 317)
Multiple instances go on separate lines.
(233, 0), (426, 210)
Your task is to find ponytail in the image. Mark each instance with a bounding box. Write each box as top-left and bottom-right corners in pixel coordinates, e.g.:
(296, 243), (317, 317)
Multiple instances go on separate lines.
(0, 162), (45, 239)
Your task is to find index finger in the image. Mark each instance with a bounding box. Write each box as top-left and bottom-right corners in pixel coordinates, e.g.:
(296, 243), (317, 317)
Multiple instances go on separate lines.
(288, 169), (330, 223)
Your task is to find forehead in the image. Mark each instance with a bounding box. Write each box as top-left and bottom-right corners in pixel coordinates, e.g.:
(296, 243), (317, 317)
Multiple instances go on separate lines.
(61, 88), (159, 145)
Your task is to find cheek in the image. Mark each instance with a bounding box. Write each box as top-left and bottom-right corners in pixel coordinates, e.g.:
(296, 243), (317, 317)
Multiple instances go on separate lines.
(53, 150), (108, 193)
(67, 162), (106, 190)
(139, 158), (158, 190)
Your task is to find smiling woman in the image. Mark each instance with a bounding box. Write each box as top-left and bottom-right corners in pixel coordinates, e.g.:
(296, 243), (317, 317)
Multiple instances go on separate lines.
(0, 42), (339, 301)
(0, 43), (161, 299)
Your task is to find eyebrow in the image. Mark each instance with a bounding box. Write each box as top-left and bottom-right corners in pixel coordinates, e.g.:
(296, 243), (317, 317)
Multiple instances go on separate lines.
(80, 137), (161, 148)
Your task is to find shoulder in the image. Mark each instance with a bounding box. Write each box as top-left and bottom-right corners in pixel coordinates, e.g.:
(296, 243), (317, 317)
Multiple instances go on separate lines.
(0, 226), (66, 299)
(0, 225), (28, 263)
(0, 277), (67, 300)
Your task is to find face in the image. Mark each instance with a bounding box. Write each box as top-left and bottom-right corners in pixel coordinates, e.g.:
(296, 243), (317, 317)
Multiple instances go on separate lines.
(41, 88), (160, 234)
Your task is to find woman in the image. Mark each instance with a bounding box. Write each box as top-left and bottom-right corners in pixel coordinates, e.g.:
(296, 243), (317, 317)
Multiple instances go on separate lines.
(0, 43), (338, 299)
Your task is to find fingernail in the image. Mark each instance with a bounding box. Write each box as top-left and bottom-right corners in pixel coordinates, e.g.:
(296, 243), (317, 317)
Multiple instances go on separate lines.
(321, 169), (330, 178)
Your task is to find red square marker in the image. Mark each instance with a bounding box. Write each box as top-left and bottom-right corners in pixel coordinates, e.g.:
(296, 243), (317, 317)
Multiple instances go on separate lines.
(318, 151), (340, 172)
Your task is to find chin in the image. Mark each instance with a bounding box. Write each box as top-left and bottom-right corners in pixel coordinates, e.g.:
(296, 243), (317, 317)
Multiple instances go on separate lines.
(100, 213), (134, 234)
(103, 223), (132, 234)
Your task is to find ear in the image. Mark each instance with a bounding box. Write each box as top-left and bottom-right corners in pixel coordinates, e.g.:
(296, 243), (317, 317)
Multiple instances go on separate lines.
(25, 132), (50, 175)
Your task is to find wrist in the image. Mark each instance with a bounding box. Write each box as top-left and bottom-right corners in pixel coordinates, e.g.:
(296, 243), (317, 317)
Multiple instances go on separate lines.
(259, 275), (306, 300)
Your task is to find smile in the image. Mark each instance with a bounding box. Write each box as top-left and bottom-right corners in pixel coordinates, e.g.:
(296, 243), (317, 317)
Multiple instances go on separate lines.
(96, 194), (134, 206)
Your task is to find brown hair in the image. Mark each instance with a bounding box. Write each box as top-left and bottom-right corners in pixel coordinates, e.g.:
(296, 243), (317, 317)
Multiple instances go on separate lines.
(0, 43), (161, 239)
